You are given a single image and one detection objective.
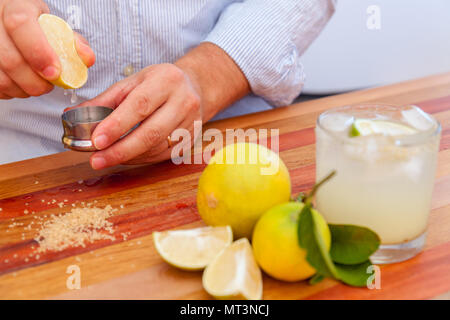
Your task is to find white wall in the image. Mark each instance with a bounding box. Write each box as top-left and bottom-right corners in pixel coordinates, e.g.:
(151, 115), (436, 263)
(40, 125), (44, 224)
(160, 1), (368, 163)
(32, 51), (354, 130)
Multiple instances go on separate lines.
(301, 0), (450, 94)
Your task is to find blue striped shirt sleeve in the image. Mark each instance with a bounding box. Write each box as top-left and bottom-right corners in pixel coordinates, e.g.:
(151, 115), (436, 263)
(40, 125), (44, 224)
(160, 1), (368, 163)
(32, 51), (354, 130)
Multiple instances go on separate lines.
(203, 0), (336, 107)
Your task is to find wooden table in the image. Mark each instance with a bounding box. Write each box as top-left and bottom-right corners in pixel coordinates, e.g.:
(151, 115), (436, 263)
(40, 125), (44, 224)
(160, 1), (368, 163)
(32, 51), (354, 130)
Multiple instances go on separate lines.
(1, 73), (450, 300)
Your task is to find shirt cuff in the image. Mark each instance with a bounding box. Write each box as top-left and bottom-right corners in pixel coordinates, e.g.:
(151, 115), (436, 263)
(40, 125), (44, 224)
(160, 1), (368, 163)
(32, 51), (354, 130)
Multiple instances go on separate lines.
(203, 0), (336, 107)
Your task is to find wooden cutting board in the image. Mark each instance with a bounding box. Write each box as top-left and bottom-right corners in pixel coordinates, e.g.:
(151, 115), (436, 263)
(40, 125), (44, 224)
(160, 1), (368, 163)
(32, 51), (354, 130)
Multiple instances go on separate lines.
(1, 73), (450, 300)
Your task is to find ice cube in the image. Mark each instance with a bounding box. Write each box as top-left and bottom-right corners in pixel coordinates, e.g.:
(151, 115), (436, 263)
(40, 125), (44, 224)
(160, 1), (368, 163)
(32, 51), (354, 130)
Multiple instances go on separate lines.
(401, 156), (423, 183)
(402, 107), (434, 131)
(320, 113), (354, 132)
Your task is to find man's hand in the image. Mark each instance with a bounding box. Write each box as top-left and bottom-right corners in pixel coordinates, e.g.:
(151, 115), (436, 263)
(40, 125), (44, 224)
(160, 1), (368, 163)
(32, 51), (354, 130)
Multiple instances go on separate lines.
(75, 42), (249, 170)
(0, 0), (95, 99)
(77, 64), (203, 169)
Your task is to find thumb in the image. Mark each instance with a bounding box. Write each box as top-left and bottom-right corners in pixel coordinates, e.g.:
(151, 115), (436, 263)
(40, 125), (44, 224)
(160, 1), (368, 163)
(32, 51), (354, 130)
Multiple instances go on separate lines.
(74, 32), (96, 68)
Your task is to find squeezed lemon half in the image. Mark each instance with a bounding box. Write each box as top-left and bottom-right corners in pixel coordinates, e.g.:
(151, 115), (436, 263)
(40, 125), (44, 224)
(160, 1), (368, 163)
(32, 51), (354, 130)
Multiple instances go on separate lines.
(153, 226), (233, 270)
(202, 238), (263, 300)
(38, 13), (88, 89)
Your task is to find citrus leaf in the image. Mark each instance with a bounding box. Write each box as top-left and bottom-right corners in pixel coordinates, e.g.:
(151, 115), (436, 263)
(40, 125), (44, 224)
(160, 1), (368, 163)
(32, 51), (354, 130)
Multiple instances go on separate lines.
(334, 260), (374, 287)
(329, 224), (381, 265)
(298, 204), (338, 279)
(309, 274), (325, 285)
(297, 170), (378, 288)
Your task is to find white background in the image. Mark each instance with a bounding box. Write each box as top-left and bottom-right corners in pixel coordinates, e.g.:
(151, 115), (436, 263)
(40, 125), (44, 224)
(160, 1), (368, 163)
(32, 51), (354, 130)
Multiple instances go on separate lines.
(301, 0), (450, 94)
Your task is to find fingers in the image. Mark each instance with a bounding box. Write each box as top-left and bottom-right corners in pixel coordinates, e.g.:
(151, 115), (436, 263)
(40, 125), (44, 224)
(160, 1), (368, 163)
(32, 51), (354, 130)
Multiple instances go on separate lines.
(90, 98), (185, 169)
(124, 120), (196, 165)
(74, 32), (95, 68)
(3, 1), (61, 81)
(0, 0), (97, 99)
(84, 64), (202, 169)
(0, 69), (29, 98)
(91, 81), (170, 150)
(0, 5), (53, 96)
(31, 0), (51, 14)
(65, 75), (142, 114)
(122, 147), (172, 165)
(0, 93), (12, 99)
(0, 25), (52, 96)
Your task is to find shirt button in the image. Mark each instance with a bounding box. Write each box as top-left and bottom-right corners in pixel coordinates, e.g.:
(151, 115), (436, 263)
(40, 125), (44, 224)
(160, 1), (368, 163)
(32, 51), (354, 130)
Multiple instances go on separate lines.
(123, 64), (135, 77)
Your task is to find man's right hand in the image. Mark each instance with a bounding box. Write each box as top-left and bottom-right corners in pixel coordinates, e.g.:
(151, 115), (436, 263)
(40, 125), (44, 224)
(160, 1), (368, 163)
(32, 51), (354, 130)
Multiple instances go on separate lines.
(0, 0), (95, 100)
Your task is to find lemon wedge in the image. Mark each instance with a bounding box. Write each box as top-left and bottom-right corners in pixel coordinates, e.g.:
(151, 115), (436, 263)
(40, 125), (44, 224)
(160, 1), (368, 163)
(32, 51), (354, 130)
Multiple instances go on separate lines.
(202, 238), (263, 300)
(350, 119), (417, 137)
(153, 226), (232, 270)
(38, 14), (88, 89)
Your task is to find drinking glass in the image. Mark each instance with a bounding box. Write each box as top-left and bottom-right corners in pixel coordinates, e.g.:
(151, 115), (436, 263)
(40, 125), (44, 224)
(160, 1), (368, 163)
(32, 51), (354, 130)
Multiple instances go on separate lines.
(315, 104), (441, 264)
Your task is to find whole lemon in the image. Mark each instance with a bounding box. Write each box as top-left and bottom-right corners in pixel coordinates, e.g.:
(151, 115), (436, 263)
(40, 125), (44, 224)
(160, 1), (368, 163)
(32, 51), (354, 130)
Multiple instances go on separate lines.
(252, 201), (331, 282)
(197, 142), (291, 239)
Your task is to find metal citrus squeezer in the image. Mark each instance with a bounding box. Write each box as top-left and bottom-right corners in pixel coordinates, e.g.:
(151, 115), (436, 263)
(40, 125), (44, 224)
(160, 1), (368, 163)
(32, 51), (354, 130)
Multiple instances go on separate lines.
(61, 106), (113, 152)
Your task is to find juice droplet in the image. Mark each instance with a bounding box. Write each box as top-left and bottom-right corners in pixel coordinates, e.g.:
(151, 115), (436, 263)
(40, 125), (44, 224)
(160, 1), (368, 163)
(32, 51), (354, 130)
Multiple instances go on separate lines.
(63, 89), (78, 104)
(70, 90), (78, 104)
(83, 177), (103, 187)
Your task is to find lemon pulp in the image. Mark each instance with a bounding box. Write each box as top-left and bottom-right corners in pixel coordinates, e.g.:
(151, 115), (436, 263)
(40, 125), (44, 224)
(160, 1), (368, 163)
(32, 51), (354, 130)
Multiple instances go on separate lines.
(202, 238), (263, 300)
(153, 226), (232, 270)
(38, 14), (88, 89)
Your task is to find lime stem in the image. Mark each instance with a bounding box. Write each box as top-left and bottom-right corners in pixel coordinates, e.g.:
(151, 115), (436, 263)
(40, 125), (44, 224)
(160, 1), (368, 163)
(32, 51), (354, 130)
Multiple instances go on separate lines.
(304, 170), (336, 206)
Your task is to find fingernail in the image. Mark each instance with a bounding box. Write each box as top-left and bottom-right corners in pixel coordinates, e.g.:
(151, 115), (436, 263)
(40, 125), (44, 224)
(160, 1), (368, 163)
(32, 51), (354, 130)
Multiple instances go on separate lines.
(94, 134), (108, 150)
(91, 156), (106, 170)
(42, 66), (58, 79)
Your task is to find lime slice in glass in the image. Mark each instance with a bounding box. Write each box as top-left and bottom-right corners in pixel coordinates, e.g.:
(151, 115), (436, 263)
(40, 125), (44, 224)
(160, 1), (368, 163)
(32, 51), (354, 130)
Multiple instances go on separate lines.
(350, 119), (417, 137)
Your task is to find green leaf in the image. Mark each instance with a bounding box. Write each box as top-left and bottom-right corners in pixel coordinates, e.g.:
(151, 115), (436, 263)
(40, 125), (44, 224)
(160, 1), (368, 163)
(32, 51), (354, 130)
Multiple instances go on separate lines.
(297, 170), (380, 288)
(298, 204), (338, 279)
(309, 274), (325, 285)
(329, 224), (381, 265)
(334, 260), (374, 287)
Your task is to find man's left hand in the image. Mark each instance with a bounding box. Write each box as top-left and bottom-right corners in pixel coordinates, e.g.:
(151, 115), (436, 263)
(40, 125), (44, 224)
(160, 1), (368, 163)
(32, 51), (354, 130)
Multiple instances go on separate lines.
(74, 63), (202, 169)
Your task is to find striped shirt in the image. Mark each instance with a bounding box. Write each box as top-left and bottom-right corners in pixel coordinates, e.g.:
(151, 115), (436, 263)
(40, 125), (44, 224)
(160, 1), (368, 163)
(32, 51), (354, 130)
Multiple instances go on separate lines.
(0, 0), (335, 164)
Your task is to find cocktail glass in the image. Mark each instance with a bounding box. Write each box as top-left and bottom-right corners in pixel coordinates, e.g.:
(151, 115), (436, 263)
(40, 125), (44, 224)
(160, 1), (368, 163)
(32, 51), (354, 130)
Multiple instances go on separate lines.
(315, 104), (441, 264)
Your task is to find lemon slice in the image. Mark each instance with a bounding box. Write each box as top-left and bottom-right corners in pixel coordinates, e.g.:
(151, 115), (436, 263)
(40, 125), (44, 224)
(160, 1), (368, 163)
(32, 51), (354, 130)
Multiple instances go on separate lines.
(38, 14), (88, 89)
(350, 119), (417, 137)
(153, 226), (232, 270)
(202, 238), (263, 300)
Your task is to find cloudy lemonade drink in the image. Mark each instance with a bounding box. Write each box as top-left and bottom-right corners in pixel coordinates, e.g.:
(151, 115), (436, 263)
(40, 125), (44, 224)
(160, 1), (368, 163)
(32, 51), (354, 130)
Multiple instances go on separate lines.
(315, 105), (441, 264)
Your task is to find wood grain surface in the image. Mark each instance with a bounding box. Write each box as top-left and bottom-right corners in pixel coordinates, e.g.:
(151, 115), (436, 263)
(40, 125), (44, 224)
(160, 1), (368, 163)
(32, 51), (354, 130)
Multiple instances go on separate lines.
(0, 72), (450, 300)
